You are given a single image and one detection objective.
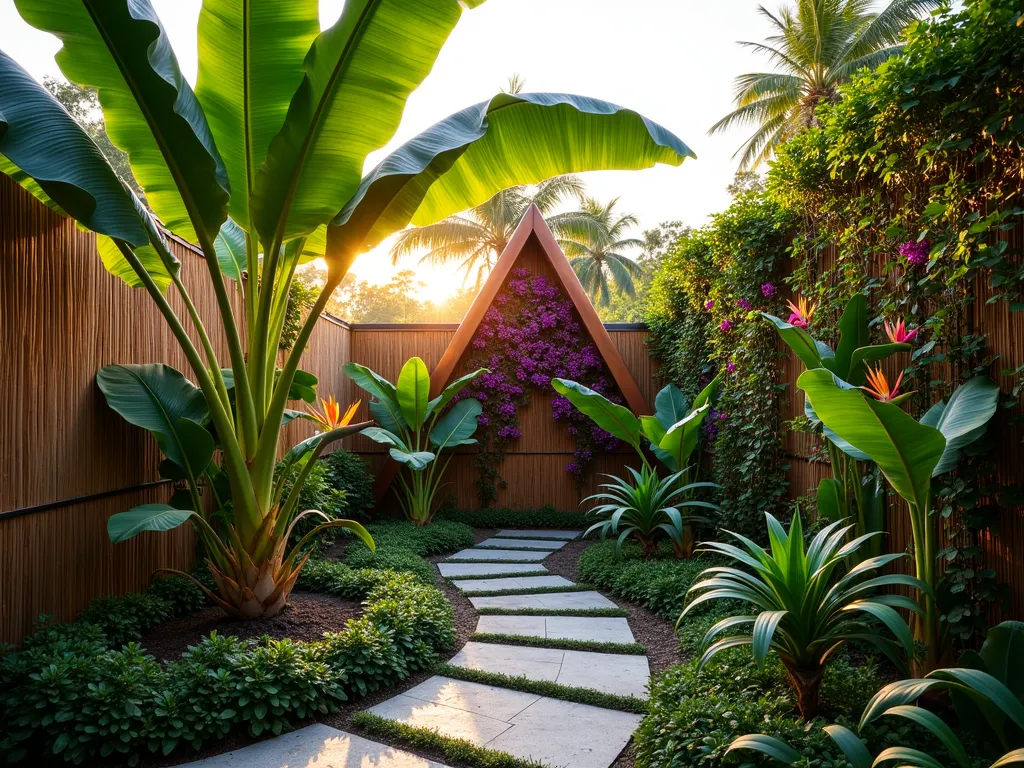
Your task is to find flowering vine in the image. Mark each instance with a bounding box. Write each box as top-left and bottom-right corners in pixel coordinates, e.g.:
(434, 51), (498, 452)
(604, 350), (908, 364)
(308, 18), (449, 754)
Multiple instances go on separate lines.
(459, 268), (623, 505)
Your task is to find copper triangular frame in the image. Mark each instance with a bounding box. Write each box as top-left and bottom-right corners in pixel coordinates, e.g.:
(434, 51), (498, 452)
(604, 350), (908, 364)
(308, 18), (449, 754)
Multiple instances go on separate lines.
(373, 204), (649, 500)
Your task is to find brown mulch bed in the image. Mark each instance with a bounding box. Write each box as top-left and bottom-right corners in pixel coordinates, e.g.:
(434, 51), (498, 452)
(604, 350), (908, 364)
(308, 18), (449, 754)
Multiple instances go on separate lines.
(140, 591), (364, 664)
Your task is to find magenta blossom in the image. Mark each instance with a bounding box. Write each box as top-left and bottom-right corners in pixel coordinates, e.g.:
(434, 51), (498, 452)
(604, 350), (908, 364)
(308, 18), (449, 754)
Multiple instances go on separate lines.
(727, 362), (736, 373)
(737, 298), (752, 311)
(704, 300), (714, 310)
(899, 240), (930, 266)
(761, 283), (777, 298)
(720, 319), (733, 331)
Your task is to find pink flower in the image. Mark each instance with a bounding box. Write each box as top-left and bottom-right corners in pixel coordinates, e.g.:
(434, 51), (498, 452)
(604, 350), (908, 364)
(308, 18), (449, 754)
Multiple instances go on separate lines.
(727, 362), (736, 373)
(899, 240), (930, 266)
(704, 300), (714, 310)
(737, 299), (752, 311)
(761, 283), (777, 298)
(884, 319), (919, 344)
(720, 320), (733, 331)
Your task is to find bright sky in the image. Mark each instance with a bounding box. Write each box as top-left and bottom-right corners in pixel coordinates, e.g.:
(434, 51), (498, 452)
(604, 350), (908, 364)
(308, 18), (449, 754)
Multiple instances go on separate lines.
(0, 0), (775, 300)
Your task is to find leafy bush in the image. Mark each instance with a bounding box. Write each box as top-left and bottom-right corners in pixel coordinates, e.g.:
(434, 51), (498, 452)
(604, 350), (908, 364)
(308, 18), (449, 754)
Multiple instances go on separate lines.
(322, 449), (375, 519)
(634, 652), (908, 768)
(0, 563), (454, 765)
(437, 505), (584, 530)
(338, 520), (474, 583)
(274, 458), (349, 547)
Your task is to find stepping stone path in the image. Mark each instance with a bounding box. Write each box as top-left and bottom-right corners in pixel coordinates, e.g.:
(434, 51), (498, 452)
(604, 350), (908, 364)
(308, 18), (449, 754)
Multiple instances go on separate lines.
(367, 529), (650, 768)
(181, 530), (649, 768)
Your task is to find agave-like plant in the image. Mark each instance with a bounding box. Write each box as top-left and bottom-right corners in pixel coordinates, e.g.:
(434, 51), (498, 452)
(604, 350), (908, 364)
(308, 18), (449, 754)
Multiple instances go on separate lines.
(584, 466), (716, 558)
(680, 512), (926, 718)
(0, 1), (693, 618)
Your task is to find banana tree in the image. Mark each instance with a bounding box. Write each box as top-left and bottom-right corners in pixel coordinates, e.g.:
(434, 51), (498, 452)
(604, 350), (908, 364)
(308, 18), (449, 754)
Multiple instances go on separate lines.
(0, 0), (693, 617)
(551, 376), (721, 555)
(764, 294), (911, 556)
(798, 369), (1000, 671)
(346, 359), (486, 525)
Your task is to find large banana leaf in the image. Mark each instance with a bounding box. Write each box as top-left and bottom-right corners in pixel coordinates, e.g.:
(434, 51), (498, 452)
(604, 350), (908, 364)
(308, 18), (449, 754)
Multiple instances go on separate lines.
(654, 384), (689, 430)
(96, 364), (213, 478)
(920, 375), (999, 476)
(658, 404), (711, 472)
(250, 0), (484, 245)
(798, 369), (945, 512)
(430, 398), (481, 450)
(195, 0), (319, 227)
(329, 92), (694, 258)
(551, 378), (642, 452)
(108, 504), (194, 543)
(397, 357), (430, 431)
(0, 50), (153, 249)
(762, 313), (824, 371)
(15, 0), (230, 246)
(213, 219), (247, 283)
(834, 294), (870, 379)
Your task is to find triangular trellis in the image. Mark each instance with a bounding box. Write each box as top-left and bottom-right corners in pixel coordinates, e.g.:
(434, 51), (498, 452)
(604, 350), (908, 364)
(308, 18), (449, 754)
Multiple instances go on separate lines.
(373, 204), (649, 500)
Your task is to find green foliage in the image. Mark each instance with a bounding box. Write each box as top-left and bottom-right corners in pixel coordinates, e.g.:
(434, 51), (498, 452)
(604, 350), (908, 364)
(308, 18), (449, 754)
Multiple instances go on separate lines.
(352, 712), (549, 768)
(0, 564), (453, 765)
(434, 662), (649, 714)
(274, 459), (349, 547)
(578, 539), (714, 620)
(341, 520), (475, 584)
(644, 193), (793, 539)
(435, 505), (584, 529)
(322, 449), (375, 519)
(469, 633), (646, 656)
(633, 652), (896, 768)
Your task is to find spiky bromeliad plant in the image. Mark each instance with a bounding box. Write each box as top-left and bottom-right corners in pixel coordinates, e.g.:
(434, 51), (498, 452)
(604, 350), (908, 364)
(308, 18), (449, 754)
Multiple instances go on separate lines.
(0, 0), (694, 618)
(680, 512), (926, 718)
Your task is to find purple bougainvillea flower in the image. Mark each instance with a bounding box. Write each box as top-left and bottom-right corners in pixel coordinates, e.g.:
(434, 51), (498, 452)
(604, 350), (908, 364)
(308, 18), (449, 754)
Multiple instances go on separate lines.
(761, 283), (777, 298)
(720, 319), (733, 331)
(727, 362), (736, 373)
(737, 299), (752, 311)
(704, 300), (714, 310)
(899, 239), (930, 266)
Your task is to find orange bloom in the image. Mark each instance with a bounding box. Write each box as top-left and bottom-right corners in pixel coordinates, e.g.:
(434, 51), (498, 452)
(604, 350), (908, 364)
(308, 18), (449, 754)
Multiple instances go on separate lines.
(306, 396), (360, 430)
(860, 365), (912, 404)
(786, 296), (817, 328)
(884, 318), (919, 344)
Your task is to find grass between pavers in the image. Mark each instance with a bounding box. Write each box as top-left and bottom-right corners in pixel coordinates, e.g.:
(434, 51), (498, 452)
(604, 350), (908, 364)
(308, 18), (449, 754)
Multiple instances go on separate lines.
(442, 569), (550, 580)
(351, 713), (548, 768)
(470, 544), (563, 552)
(434, 663), (649, 714)
(469, 632), (646, 655)
(475, 606), (629, 617)
(444, 558), (547, 564)
(457, 584), (595, 597)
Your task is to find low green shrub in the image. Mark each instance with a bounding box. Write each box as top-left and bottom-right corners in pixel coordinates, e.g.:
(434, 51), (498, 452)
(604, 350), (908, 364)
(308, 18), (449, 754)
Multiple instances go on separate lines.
(322, 449), (375, 519)
(633, 651), (907, 768)
(436, 505), (584, 530)
(0, 563), (454, 766)
(345, 546), (435, 584)
(339, 520), (474, 582)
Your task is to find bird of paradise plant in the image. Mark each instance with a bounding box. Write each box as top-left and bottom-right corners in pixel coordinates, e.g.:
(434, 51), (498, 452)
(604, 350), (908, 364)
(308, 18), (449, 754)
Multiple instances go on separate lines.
(861, 364), (914, 405)
(785, 296), (816, 327)
(1, 0), (693, 618)
(885, 318), (920, 344)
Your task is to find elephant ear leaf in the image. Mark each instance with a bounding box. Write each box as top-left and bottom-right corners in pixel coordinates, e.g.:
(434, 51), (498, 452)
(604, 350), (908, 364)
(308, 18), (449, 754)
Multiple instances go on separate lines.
(762, 313), (823, 371)
(922, 376), (1000, 476)
(654, 384), (689, 431)
(834, 295), (870, 379)
(798, 368), (945, 512)
(96, 364), (211, 474)
(14, 0), (230, 246)
(328, 92), (693, 260)
(551, 378), (642, 452)
(430, 398), (482, 450)
(108, 504), (193, 543)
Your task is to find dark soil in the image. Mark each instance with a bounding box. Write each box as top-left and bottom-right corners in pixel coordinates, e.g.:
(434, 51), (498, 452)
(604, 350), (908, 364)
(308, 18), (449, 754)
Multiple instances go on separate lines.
(140, 591), (363, 663)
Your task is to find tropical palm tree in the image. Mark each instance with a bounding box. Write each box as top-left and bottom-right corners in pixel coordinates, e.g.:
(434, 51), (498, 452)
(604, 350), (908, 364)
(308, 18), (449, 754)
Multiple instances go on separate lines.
(388, 175), (586, 288)
(710, 0), (938, 169)
(555, 197), (644, 306)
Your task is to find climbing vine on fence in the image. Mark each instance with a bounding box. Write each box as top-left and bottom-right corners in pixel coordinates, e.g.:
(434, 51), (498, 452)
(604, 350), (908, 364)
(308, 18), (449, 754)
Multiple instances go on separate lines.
(460, 268), (623, 505)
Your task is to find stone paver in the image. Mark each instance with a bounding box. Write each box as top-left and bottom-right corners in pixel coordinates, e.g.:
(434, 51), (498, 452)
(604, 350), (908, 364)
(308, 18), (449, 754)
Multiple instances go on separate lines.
(469, 590), (618, 610)
(437, 562), (548, 578)
(449, 642), (649, 698)
(452, 575), (574, 593)
(488, 695), (643, 768)
(475, 614), (636, 644)
(181, 724), (452, 767)
(476, 537), (566, 550)
(446, 548), (549, 562)
(495, 529), (582, 540)
(369, 677), (640, 768)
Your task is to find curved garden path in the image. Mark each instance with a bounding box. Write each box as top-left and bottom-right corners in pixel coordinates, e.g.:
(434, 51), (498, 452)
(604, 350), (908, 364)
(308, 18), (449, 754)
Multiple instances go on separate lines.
(183, 530), (650, 768)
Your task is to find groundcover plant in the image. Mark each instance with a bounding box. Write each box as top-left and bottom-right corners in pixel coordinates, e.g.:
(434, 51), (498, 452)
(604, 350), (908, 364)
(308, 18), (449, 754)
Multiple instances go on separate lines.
(0, 0), (693, 618)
